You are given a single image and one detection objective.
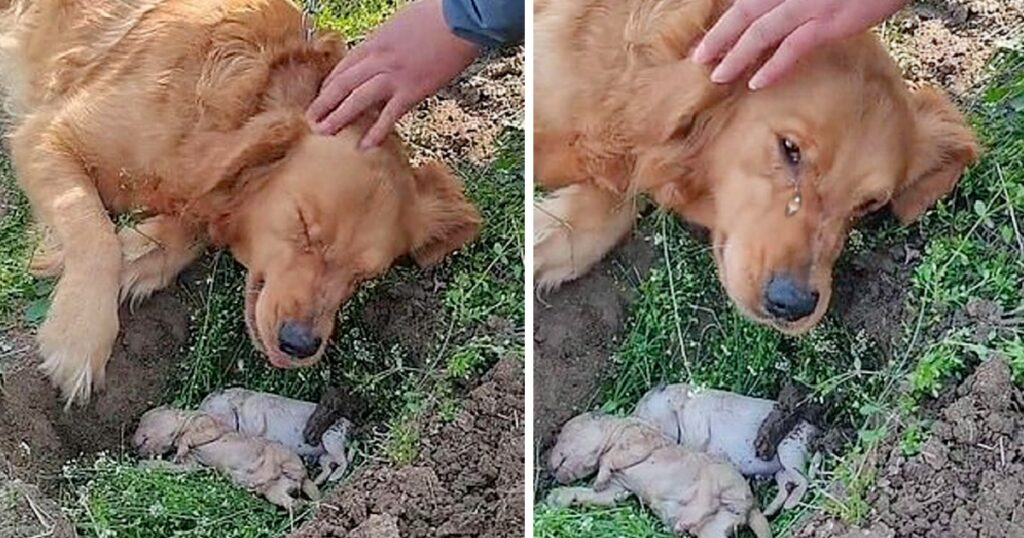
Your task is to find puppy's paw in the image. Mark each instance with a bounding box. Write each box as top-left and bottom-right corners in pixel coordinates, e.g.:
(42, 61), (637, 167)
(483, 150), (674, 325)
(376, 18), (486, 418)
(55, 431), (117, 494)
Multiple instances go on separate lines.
(545, 487), (582, 507)
(301, 479), (321, 501)
(37, 281), (119, 407)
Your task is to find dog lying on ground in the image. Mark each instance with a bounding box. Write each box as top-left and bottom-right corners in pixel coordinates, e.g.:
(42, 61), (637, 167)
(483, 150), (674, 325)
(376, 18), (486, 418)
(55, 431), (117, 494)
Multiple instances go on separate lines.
(0, 0), (480, 406)
(199, 388), (352, 485)
(134, 407), (319, 510)
(633, 384), (818, 516)
(547, 413), (772, 538)
(533, 0), (977, 334)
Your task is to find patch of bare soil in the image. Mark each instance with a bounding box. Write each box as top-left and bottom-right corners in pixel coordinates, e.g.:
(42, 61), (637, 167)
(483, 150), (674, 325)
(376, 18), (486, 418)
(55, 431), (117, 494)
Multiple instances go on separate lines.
(358, 276), (444, 366)
(0, 292), (189, 492)
(288, 357), (524, 538)
(532, 234), (657, 452)
(830, 229), (922, 355)
(796, 358), (1024, 538)
(888, 0), (1024, 97)
(399, 48), (523, 166)
(0, 450), (75, 538)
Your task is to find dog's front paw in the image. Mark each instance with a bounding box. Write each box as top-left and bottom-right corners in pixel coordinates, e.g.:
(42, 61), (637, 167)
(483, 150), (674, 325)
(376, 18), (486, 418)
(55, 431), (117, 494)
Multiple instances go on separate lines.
(533, 203), (581, 291)
(36, 282), (119, 407)
(118, 219), (201, 307)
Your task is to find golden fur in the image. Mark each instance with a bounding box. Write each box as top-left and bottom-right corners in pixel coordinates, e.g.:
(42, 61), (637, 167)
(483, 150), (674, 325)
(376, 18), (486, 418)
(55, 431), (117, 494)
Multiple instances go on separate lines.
(533, 0), (978, 333)
(1, 0), (480, 405)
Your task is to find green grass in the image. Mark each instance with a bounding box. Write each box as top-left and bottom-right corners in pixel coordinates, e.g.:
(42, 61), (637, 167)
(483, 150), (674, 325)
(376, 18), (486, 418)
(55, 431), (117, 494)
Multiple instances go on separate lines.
(65, 456), (303, 538)
(304, 0), (405, 39)
(0, 153), (36, 321)
(535, 49), (1024, 538)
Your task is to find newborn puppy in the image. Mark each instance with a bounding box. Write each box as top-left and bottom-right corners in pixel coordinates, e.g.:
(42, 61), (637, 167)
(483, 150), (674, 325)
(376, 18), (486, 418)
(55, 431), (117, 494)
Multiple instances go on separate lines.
(547, 413), (771, 538)
(199, 389), (352, 485)
(133, 407), (319, 510)
(632, 384), (818, 516)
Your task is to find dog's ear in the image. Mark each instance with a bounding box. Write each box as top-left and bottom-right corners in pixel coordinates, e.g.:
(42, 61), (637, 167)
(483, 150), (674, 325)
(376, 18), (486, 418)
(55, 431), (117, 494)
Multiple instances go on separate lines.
(594, 424), (660, 489)
(198, 111), (308, 196)
(408, 161), (481, 267)
(187, 111), (308, 241)
(891, 86), (979, 224)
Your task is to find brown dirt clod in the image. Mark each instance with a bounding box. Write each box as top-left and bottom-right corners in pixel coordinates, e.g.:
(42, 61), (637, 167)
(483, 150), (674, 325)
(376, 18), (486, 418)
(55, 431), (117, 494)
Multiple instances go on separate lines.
(797, 358), (1024, 538)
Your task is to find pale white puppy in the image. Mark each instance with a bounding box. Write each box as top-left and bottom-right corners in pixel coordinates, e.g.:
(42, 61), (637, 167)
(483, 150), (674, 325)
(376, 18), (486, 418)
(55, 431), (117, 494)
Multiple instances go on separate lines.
(632, 384), (818, 516)
(198, 388), (352, 485)
(133, 407), (319, 510)
(547, 413), (772, 538)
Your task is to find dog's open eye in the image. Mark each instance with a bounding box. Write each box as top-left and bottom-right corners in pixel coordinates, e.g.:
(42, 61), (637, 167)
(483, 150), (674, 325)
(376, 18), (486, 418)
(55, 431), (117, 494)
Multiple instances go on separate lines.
(778, 137), (801, 167)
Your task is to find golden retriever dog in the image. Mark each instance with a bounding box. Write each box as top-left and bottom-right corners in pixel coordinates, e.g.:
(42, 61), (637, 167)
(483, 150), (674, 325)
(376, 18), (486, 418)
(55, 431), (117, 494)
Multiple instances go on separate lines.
(0, 0), (481, 406)
(533, 0), (978, 333)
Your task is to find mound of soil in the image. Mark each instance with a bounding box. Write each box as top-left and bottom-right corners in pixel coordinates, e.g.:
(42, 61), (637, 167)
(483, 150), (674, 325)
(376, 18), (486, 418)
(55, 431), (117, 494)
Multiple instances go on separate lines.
(0, 292), (189, 490)
(890, 0), (1024, 97)
(289, 357), (524, 538)
(796, 358), (1024, 538)
(400, 49), (523, 166)
(532, 234), (656, 450)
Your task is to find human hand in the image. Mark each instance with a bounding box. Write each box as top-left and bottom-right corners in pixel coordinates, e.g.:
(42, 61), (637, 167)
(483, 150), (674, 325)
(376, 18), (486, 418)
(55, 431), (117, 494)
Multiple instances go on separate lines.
(692, 0), (909, 90)
(307, 0), (481, 148)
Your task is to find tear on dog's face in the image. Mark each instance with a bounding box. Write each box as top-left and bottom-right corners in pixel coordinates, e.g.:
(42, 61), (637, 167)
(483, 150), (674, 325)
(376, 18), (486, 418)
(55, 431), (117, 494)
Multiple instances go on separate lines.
(203, 119), (480, 369)
(640, 38), (978, 334)
(548, 413), (613, 484)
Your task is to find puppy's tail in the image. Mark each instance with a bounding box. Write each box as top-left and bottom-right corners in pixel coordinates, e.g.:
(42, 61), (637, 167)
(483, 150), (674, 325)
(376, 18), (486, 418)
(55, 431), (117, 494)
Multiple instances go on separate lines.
(748, 508), (772, 538)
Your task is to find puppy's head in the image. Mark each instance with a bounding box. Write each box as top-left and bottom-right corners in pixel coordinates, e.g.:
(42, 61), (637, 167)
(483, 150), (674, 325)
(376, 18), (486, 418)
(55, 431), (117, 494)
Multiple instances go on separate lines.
(133, 407), (191, 458)
(193, 112), (480, 368)
(548, 412), (616, 484)
(640, 36), (977, 334)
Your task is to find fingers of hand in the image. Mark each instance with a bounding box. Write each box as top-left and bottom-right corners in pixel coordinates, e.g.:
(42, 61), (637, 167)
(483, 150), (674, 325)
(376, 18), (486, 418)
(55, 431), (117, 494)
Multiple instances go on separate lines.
(360, 97), (409, 149)
(315, 75), (393, 136)
(710, 1), (805, 84)
(749, 20), (823, 89)
(694, 0), (786, 64)
(307, 60), (379, 124)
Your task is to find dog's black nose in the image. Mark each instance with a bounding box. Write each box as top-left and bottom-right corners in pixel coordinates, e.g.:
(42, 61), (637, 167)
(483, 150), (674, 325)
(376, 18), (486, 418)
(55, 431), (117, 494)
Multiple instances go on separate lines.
(278, 321), (322, 359)
(764, 275), (819, 322)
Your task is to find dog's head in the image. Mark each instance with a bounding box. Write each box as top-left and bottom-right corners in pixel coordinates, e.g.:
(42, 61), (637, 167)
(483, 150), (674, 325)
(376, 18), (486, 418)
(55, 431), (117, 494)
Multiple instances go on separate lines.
(190, 112), (480, 368)
(548, 412), (617, 483)
(636, 35), (978, 334)
(133, 407), (192, 457)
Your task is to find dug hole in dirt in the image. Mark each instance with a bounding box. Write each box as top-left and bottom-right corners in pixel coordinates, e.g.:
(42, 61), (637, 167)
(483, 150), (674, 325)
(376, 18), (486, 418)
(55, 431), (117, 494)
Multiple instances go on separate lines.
(288, 357), (524, 538)
(532, 233), (657, 451)
(0, 291), (189, 538)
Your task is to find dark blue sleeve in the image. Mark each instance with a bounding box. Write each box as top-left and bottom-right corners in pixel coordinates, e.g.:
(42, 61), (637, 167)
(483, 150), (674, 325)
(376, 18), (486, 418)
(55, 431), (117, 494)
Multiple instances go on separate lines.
(442, 0), (524, 49)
